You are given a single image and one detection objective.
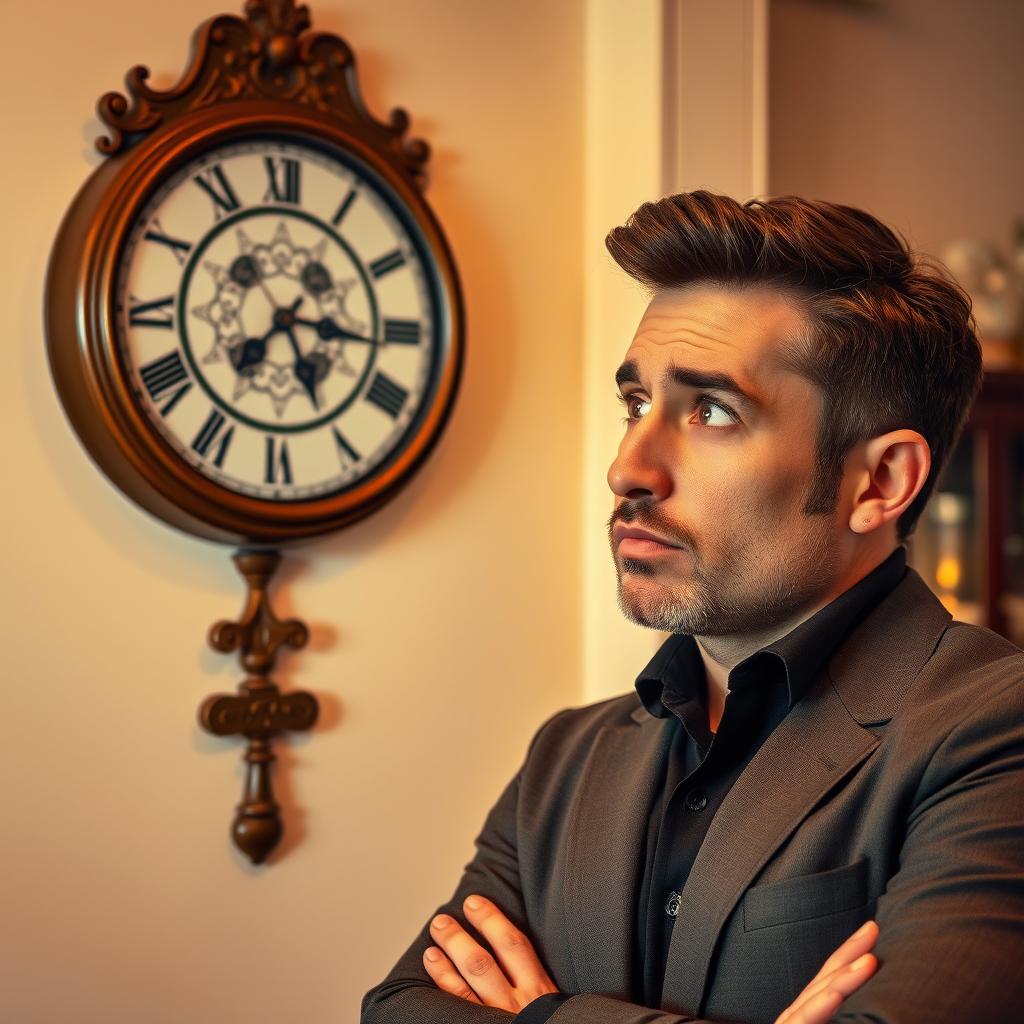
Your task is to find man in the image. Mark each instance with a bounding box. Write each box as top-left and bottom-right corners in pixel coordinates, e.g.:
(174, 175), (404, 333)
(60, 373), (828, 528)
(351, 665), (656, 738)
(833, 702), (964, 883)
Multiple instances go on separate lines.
(361, 193), (1024, 1023)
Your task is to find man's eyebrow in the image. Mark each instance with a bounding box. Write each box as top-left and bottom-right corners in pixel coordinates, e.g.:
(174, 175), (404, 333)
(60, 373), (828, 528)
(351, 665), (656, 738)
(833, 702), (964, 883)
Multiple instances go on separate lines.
(614, 360), (764, 410)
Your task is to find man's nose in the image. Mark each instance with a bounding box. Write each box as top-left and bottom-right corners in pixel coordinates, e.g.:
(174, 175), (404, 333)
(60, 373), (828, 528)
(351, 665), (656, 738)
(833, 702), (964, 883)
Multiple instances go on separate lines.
(607, 422), (673, 502)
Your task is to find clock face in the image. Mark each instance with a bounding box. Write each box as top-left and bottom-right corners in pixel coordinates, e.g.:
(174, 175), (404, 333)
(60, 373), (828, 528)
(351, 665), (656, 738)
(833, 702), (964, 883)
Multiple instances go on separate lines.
(114, 136), (446, 502)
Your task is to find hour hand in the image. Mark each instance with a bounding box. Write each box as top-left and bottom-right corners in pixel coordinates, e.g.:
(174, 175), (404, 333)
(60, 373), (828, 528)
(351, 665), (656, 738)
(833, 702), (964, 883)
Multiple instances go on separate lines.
(230, 335), (268, 374)
(284, 326), (328, 410)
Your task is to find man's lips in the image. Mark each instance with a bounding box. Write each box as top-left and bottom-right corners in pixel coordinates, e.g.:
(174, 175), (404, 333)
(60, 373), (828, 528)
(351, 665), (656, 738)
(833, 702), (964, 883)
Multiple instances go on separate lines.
(612, 524), (685, 555)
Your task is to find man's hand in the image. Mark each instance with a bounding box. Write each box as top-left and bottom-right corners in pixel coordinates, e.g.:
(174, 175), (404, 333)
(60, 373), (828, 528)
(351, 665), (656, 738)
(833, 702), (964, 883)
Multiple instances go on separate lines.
(423, 895), (877, 1022)
(774, 920), (880, 1023)
(422, 894), (560, 1012)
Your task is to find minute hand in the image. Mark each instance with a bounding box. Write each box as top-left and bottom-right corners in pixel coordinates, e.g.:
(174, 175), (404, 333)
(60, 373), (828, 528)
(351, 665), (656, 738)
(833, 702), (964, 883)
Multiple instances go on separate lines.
(296, 316), (380, 345)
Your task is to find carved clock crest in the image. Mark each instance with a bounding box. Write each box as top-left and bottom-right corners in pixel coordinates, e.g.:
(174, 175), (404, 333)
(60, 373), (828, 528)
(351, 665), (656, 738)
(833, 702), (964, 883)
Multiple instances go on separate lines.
(45, 0), (465, 863)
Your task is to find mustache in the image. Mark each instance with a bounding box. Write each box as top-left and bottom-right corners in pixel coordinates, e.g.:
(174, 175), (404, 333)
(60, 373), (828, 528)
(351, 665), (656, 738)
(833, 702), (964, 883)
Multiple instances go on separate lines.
(607, 500), (693, 550)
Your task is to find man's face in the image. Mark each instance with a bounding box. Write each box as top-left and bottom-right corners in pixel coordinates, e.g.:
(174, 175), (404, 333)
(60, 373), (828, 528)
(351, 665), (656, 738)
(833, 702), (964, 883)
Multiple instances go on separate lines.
(607, 282), (842, 637)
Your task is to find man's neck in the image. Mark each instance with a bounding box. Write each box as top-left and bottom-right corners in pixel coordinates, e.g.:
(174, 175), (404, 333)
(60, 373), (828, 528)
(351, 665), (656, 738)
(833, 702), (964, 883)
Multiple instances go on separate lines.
(695, 543), (898, 733)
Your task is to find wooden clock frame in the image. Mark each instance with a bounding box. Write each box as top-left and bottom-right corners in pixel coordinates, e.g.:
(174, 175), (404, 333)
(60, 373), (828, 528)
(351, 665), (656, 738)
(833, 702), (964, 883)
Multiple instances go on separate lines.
(45, 0), (465, 544)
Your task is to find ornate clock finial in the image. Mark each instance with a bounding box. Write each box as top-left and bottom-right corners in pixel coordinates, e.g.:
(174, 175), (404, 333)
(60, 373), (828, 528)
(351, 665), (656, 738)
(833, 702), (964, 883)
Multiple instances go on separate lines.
(245, 0), (310, 73)
(245, 0), (311, 38)
(95, 0), (430, 186)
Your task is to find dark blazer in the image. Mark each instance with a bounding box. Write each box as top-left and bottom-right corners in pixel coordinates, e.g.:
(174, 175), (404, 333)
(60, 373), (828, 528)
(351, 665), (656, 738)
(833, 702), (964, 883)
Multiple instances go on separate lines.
(362, 567), (1024, 1023)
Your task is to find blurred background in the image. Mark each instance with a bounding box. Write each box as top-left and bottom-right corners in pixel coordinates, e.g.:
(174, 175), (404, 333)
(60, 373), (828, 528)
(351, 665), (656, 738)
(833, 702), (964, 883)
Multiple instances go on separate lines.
(3, 1), (1022, 1021)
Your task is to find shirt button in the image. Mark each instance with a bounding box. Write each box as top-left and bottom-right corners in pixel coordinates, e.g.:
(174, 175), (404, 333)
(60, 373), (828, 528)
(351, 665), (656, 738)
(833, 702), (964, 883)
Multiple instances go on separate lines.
(665, 891), (681, 917)
(685, 790), (707, 812)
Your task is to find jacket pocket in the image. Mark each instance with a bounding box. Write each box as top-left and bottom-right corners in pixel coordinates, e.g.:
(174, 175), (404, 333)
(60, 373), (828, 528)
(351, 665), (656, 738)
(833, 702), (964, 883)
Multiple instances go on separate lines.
(743, 858), (869, 932)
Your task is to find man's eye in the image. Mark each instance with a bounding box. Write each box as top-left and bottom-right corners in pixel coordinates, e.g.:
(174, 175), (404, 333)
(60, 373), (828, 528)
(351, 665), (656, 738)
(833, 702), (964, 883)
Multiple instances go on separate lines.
(696, 397), (737, 427)
(615, 392), (737, 427)
(616, 392), (650, 422)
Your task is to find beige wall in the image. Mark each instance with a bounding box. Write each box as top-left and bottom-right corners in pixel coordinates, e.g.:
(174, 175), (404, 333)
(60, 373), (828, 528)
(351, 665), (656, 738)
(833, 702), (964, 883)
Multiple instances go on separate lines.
(4, 2), (584, 1020)
(582, 2), (670, 701)
(770, 0), (1024, 258)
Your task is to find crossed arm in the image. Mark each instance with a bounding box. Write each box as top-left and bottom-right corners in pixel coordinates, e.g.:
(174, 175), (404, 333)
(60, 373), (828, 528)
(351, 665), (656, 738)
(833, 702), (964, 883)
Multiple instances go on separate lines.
(362, 679), (1024, 1024)
(422, 895), (879, 1023)
(359, 754), (879, 1024)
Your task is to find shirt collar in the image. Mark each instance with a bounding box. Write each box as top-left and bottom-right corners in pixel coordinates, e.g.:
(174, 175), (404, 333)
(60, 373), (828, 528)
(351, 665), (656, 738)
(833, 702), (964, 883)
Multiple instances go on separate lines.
(635, 544), (908, 718)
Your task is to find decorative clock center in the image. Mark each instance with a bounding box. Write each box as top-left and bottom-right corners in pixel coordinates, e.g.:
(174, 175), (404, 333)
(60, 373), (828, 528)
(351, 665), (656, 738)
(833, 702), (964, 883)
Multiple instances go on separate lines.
(272, 304), (296, 330)
(178, 207), (381, 432)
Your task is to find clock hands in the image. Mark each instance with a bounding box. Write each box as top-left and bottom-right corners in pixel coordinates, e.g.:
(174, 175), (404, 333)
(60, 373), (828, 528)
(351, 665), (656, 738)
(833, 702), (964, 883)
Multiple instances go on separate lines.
(274, 297), (328, 411)
(294, 315), (380, 346)
(287, 328), (326, 410)
(227, 251), (386, 412)
(230, 296), (333, 411)
(228, 246), (378, 383)
(228, 295), (303, 376)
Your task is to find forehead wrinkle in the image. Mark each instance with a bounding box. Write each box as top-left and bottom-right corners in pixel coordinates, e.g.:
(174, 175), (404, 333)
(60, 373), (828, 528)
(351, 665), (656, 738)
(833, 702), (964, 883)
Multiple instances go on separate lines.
(624, 319), (757, 399)
(633, 312), (743, 353)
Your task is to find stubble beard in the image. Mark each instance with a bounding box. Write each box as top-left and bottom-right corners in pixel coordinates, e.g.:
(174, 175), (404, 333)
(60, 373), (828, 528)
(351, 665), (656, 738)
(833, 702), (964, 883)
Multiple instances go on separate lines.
(614, 514), (839, 637)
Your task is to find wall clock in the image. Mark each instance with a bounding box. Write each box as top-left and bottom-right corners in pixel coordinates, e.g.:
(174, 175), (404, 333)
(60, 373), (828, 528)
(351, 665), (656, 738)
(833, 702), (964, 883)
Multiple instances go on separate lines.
(44, 0), (464, 863)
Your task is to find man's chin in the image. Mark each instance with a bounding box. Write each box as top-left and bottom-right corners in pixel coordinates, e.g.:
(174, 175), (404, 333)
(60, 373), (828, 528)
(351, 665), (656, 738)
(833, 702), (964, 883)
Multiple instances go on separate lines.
(615, 581), (697, 633)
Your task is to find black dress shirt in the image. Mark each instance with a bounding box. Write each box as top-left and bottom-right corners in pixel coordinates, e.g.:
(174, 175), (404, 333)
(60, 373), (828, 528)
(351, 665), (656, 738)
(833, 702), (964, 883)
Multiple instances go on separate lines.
(517, 545), (909, 1023)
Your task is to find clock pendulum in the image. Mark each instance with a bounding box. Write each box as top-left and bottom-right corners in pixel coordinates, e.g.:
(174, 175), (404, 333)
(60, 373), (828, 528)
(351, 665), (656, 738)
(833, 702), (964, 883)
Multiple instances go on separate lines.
(202, 549), (316, 865)
(44, 0), (464, 864)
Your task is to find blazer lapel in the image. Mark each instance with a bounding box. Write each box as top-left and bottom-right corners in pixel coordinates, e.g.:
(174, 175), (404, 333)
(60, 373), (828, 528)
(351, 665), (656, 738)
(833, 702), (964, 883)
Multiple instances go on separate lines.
(563, 705), (674, 995)
(660, 566), (953, 1015)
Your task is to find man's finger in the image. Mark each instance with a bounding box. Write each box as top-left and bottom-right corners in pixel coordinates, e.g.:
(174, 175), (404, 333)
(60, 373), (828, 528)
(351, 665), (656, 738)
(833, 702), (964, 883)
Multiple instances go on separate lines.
(776, 920), (879, 1023)
(462, 894), (556, 994)
(810, 920), (879, 983)
(429, 913), (516, 1008)
(422, 945), (483, 1004)
(791, 988), (843, 1024)
(777, 953), (878, 1024)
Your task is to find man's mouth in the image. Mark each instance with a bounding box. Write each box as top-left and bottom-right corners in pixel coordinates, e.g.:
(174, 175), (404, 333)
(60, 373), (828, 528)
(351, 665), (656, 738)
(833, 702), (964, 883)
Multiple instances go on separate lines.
(612, 524), (686, 558)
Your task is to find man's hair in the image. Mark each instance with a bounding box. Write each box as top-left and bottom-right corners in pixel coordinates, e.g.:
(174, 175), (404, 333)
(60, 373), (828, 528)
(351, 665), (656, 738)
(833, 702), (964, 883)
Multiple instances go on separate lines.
(605, 191), (983, 542)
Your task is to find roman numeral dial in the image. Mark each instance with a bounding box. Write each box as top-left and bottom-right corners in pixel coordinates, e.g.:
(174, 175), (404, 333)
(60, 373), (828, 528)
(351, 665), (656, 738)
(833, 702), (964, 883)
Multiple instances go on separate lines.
(128, 295), (175, 329)
(113, 134), (456, 513)
(264, 157), (301, 205)
(365, 372), (408, 419)
(139, 350), (192, 416)
(191, 408), (235, 467)
(193, 164), (241, 219)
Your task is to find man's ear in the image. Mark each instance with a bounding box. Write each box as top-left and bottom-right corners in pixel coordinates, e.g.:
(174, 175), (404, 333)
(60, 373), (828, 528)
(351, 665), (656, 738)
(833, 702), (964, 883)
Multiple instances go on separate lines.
(848, 430), (931, 535)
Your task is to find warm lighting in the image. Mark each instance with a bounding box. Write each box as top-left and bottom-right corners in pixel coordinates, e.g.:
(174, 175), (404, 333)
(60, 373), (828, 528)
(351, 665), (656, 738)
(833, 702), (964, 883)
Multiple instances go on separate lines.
(936, 555), (961, 591)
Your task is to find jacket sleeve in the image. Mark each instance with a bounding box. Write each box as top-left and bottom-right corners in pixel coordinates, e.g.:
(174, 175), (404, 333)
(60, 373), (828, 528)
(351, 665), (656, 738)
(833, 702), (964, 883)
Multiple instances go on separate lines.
(831, 675), (1024, 1023)
(360, 706), (712, 1024)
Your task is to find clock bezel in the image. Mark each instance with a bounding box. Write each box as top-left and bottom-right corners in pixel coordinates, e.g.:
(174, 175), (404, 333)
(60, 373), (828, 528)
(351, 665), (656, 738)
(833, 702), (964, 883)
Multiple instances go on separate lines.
(46, 100), (464, 543)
